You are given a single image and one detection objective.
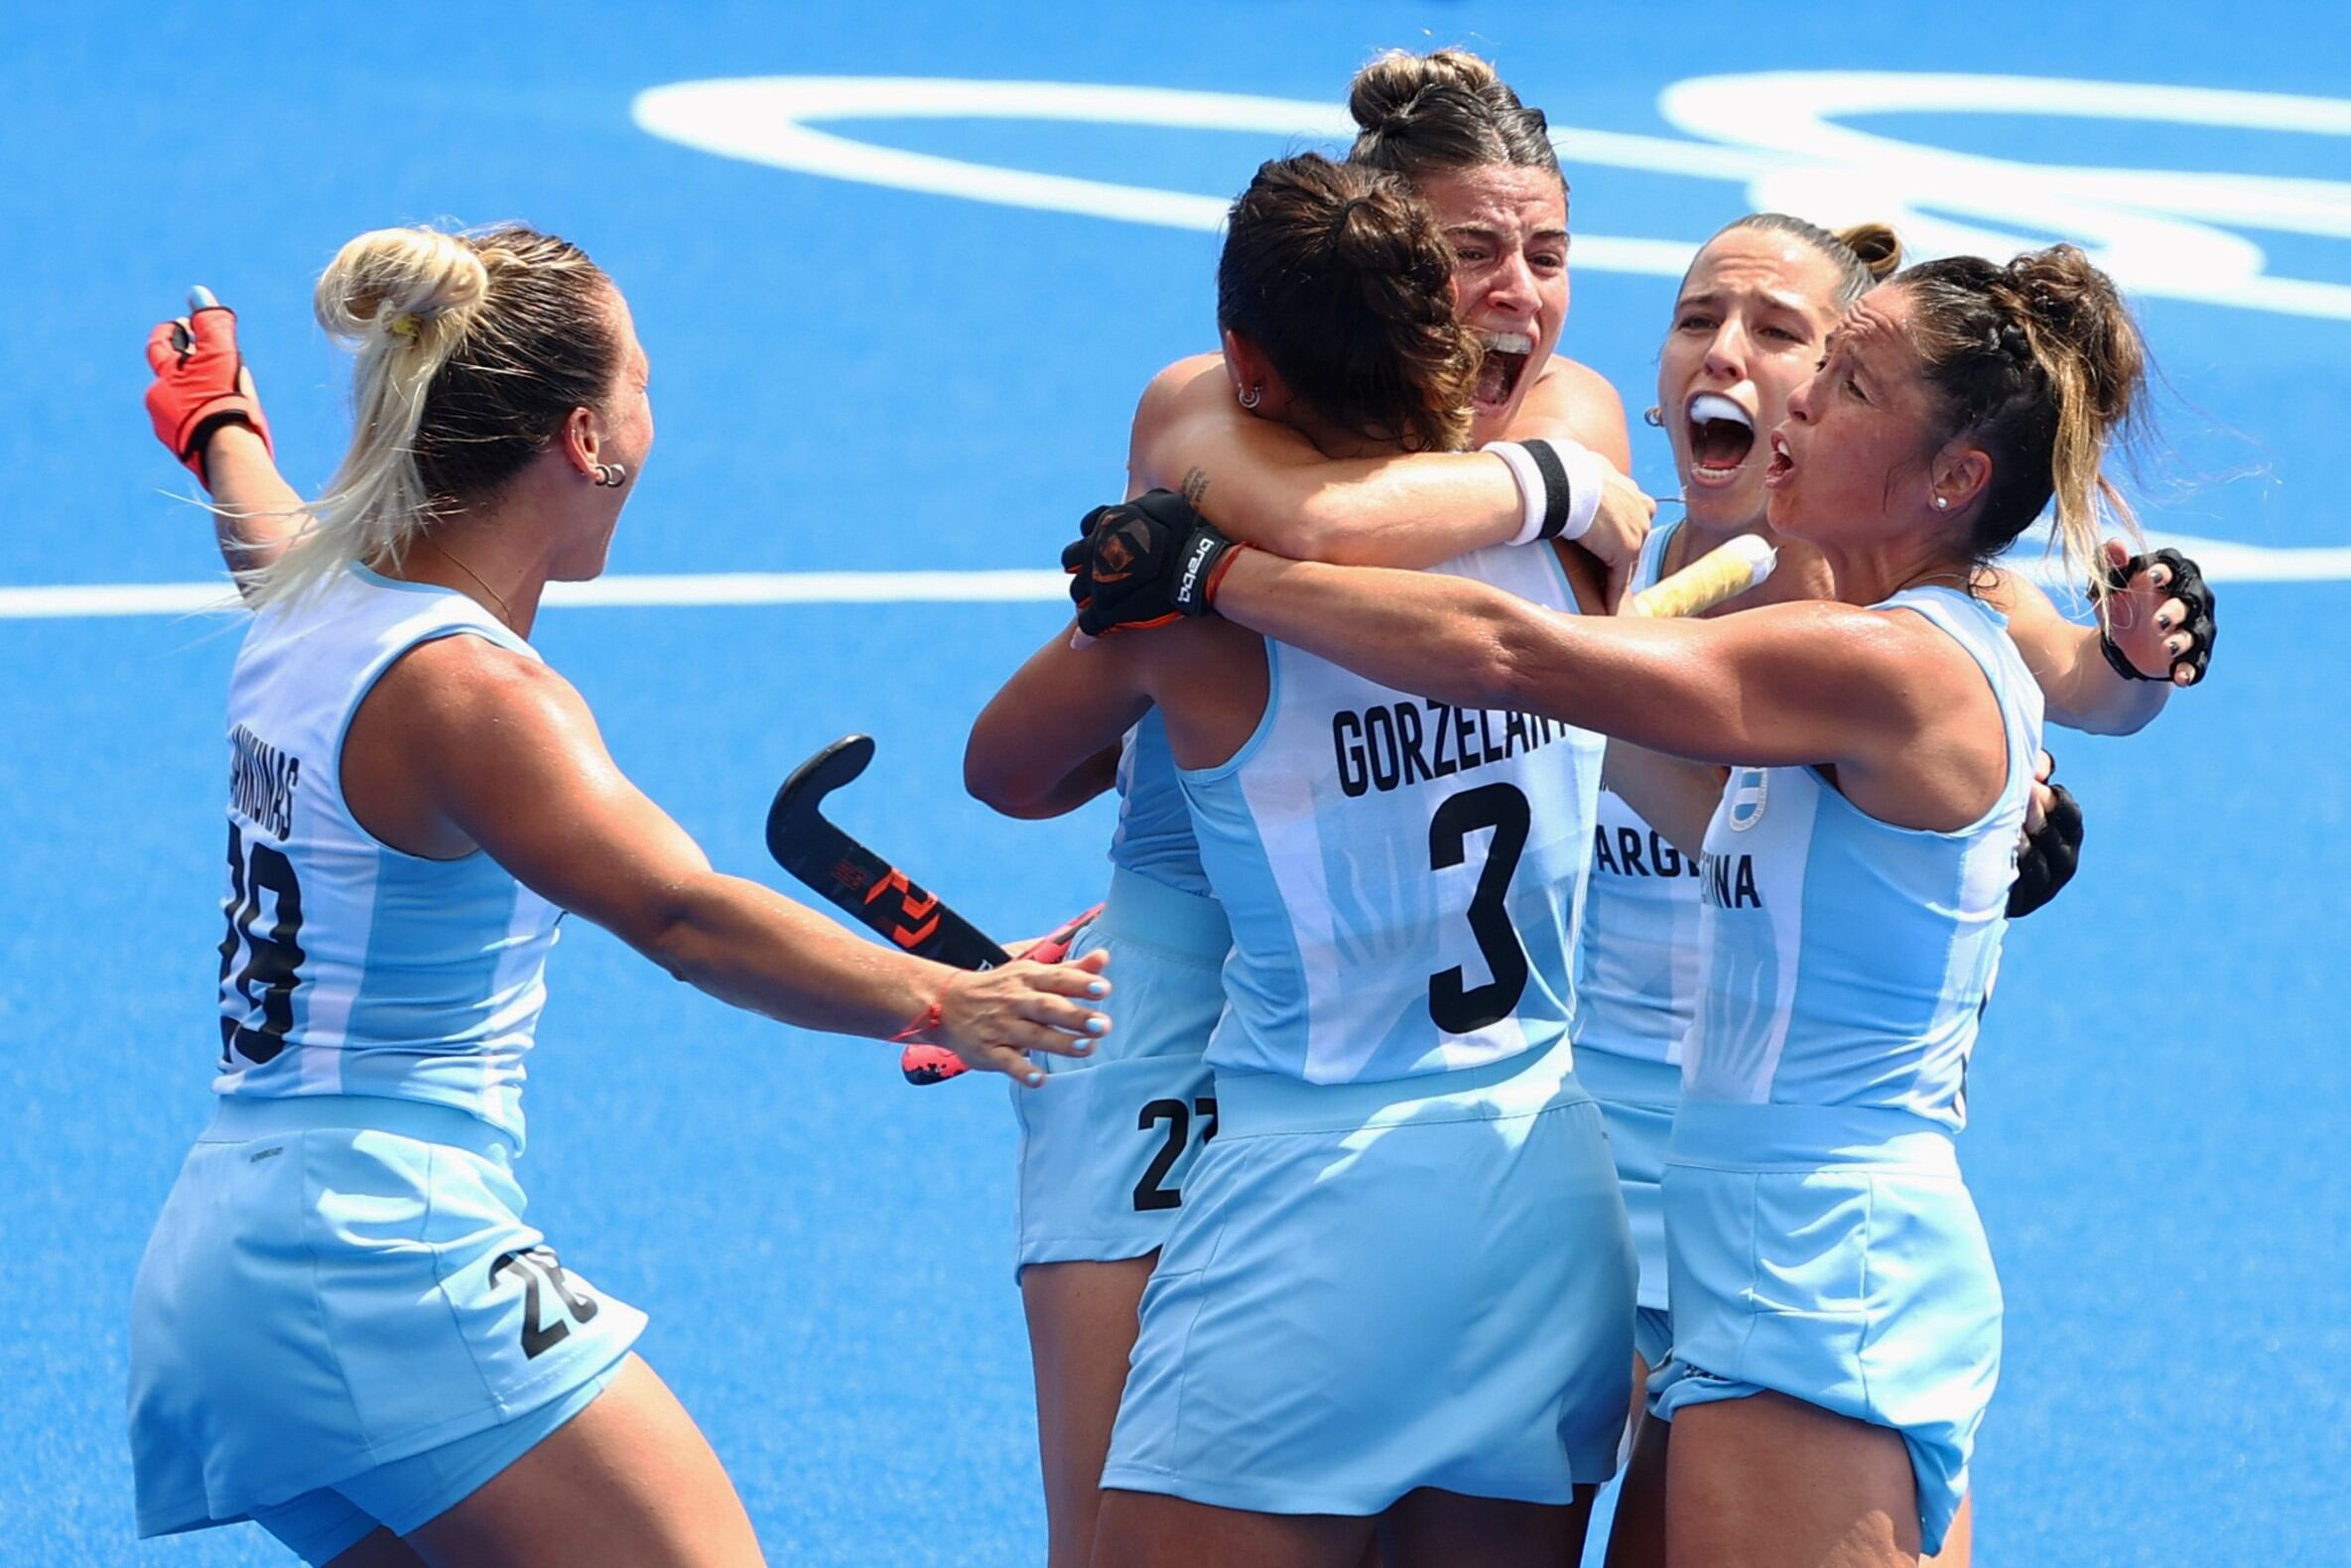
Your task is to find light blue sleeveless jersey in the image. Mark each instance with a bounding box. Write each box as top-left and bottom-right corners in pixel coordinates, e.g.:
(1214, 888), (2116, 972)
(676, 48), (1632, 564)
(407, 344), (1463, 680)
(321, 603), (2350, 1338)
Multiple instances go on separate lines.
(1576, 519), (1705, 1067)
(1110, 711), (1212, 896)
(1180, 544), (1605, 1085)
(1681, 587), (2043, 1128)
(212, 565), (563, 1144)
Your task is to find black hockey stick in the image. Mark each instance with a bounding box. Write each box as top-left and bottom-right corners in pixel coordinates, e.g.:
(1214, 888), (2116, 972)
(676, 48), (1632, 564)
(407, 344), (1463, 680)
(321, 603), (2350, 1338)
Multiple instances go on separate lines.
(765, 734), (1007, 1085)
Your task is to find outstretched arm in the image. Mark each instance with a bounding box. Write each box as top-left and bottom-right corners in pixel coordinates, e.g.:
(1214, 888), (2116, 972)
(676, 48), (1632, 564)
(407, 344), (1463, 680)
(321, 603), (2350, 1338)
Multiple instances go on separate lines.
(364, 638), (1112, 1083)
(1206, 549), (1916, 772)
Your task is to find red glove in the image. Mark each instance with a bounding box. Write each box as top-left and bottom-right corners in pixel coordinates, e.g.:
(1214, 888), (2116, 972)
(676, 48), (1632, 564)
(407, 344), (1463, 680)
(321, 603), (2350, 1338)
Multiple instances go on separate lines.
(145, 304), (273, 485)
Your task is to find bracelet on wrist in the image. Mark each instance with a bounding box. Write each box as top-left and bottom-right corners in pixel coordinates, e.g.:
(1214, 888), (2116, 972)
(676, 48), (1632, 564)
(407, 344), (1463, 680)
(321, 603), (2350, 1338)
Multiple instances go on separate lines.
(889, 993), (946, 1045)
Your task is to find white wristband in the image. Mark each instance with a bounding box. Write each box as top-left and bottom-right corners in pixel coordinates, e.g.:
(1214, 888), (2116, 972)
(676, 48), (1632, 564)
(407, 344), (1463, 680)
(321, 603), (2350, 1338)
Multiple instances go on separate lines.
(1486, 438), (1608, 546)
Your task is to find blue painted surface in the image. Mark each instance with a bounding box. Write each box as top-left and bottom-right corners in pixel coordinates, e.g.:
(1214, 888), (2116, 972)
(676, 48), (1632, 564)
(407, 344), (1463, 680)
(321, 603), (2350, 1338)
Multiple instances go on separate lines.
(2, 2), (2344, 1562)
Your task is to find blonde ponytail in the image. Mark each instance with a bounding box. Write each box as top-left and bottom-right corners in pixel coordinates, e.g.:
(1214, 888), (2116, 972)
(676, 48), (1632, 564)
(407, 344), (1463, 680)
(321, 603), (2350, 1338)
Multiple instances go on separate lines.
(249, 223), (615, 607)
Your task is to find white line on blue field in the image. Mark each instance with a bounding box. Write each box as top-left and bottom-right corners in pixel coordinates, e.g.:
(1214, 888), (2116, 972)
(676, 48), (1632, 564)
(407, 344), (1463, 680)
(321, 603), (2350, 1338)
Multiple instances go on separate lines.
(0, 539), (2340, 621)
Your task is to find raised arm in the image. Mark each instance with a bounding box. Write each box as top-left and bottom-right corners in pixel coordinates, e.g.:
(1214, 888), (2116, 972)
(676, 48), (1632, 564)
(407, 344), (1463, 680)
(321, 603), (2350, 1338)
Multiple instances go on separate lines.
(145, 299), (311, 588)
(359, 637), (1111, 1083)
(1978, 540), (2213, 734)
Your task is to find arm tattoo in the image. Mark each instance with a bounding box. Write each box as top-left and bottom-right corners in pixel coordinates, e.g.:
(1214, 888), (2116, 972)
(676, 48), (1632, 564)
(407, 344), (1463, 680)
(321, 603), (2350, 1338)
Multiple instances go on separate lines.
(1180, 464), (1209, 508)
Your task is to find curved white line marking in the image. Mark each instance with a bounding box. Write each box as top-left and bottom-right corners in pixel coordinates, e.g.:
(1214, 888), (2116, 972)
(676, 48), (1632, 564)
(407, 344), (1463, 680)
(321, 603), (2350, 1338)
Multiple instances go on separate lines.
(635, 71), (2351, 318)
(631, 76), (1721, 277)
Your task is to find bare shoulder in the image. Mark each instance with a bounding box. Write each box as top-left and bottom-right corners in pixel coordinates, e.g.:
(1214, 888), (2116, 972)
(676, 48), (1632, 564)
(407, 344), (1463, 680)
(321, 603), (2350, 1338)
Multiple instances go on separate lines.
(1969, 564), (2064, 630)
(368, 632), (592, 743)
(1515, 356), (1632, 467)
(1132, 352), (1230, 429)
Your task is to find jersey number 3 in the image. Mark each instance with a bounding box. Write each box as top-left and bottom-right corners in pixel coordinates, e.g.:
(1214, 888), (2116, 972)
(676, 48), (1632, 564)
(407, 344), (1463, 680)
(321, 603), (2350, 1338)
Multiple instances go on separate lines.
(218, 824), (308, 1066)
(1429, 782), (1530, 1034)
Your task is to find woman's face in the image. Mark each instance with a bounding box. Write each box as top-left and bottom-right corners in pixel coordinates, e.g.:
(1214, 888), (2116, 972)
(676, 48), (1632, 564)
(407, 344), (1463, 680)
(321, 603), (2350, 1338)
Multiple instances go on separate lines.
(1656, 227), (1848, 532)
(1763, 283), (1947, 550)
(1413, 164), (1568, 444)
(557, 286), (654, 580)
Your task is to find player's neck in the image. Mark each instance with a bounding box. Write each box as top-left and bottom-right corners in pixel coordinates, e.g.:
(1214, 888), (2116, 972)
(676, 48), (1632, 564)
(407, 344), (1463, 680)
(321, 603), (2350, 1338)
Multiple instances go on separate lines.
(378, 506), (554, 637)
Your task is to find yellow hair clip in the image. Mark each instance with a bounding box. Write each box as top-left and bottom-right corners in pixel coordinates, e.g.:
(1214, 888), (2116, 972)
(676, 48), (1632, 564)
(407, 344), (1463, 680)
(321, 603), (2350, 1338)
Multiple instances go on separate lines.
(384, 312), (420, 337)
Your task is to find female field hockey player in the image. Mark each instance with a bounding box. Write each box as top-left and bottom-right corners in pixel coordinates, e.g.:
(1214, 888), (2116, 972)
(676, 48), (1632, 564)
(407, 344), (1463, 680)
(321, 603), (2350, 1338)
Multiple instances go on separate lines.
(1589, 214), (2215, 1568)
(133, 223), (1110, 1568)
(987, 151), (1636, 1568)
(966, 48), (1653, 1568)
(1071, 240), (2155, 1566)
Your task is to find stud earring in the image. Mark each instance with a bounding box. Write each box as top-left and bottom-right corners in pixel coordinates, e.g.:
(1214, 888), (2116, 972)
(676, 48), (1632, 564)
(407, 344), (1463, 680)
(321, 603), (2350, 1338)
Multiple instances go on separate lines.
(1642, 406), (1664, 427)
(1933, 494), (1949, 510)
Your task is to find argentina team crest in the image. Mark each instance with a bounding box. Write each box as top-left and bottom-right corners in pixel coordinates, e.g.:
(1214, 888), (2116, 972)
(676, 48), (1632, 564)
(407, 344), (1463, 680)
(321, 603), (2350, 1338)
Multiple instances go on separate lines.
(1726, 767), (1768, 831)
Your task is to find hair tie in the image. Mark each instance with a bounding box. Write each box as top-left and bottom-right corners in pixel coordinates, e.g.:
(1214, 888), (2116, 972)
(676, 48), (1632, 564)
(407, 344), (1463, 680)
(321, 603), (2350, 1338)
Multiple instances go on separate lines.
(383, 312), (420, 337)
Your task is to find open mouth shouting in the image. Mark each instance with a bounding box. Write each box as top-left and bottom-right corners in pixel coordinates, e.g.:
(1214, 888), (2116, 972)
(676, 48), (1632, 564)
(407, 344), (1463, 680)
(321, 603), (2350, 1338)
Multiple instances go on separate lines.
(1475, 329), (1535, 411)
(1685, 391), (1756, 486)
(1763, 429), (1795, 488)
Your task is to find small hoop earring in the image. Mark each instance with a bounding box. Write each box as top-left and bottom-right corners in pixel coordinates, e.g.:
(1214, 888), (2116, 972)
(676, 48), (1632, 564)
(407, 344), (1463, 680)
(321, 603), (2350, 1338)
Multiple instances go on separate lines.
(592, 463), (628, 488)
(1642, 406), (1664, 428)
(1237, 385), (1262, 411)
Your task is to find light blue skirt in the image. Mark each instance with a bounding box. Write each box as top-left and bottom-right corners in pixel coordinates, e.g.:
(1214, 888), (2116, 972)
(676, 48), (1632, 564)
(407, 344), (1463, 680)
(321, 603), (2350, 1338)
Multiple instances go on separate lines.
(130, 1095), (645, 1540)
(1579, 1047), (1681, 1368)
(1103, 1034), (1634, 1515)
(1649, 1100), (1999, 1558)
(1010, 867), (1226, 1277)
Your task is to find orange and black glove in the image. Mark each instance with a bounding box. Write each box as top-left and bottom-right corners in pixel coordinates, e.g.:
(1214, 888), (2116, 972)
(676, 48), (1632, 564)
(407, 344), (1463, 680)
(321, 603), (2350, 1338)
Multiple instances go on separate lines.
(145, 298), (272, 485)
(1062, 489), (1242, 638)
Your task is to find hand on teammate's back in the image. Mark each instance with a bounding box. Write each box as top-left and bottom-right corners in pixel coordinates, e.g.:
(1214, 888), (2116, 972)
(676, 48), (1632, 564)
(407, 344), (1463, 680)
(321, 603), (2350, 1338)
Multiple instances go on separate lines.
(144, 300), (273, 484)
(1582, 460), (1658, 605)
(1063, 490), (1240, 639)
(2008, 749), (2084, 919)
(928, 951), (1114, 1086)
(2097, 540), (2216, 687)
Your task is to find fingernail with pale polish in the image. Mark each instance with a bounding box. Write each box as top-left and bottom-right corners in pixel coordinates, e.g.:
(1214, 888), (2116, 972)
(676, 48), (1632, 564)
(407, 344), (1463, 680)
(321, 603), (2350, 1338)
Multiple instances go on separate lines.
(1026, 1070), (1045, 1087)
(1086, 1015), (1108, 1035)
(1087, 980), (1108, 998)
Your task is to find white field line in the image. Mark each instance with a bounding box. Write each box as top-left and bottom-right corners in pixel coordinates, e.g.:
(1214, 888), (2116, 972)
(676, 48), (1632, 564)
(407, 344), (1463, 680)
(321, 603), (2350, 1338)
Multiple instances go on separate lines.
(0, 569), (1071, 620)
(0, 538), (2340, 623)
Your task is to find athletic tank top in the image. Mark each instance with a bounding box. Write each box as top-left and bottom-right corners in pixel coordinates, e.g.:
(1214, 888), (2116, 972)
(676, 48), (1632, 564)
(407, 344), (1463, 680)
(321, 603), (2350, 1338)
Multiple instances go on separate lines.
(212, 564), (563, 1143)
(1109, 712), (1212, 896)
(1575, 520), (1705, 1067)
(1681, 587), (2043, 1129)
(1181, 544), (1605, 1085)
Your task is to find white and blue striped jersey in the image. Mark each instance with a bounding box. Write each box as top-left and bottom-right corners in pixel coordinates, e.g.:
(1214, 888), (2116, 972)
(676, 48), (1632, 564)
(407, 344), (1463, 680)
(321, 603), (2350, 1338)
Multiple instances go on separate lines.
(1110, 712), (1212, 897)
(1180, 544), (1605, 1085)
(1682, 587), (2043, 1129)
(212, 565), (563, 1144)
(1575, 520), (1704, 1067)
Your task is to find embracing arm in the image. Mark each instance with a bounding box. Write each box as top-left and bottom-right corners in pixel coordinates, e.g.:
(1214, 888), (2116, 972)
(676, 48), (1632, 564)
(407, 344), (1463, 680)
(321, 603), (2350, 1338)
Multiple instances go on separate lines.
(965, 624), (1156, 818)
(1208, 550), (1915, 770)
(1130, 356), (1524, 567)
(377, 642), (1108, 1079)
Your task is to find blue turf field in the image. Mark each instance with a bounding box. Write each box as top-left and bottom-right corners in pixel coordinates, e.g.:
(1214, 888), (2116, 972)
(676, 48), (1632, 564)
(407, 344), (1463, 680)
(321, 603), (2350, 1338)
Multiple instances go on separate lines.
(4, 3), (2347, 1562)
